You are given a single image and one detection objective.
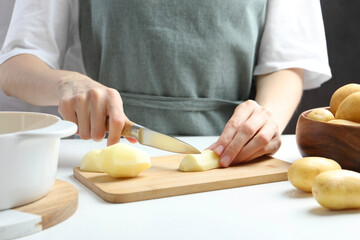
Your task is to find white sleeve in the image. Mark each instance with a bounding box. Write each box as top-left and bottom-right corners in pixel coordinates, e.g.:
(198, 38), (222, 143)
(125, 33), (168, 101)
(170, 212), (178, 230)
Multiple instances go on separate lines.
(0, 0), (84, 73)
(254, 0), (332, 90)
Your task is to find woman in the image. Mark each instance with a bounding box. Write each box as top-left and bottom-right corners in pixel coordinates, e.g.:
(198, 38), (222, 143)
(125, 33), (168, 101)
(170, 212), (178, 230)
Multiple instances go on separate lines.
(0, 0), (331, 167)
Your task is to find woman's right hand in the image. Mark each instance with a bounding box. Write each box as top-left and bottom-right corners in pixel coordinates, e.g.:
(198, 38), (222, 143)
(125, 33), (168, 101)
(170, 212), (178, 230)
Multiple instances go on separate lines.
(0, 55), (132, 145)
(57, 72), (134, 146)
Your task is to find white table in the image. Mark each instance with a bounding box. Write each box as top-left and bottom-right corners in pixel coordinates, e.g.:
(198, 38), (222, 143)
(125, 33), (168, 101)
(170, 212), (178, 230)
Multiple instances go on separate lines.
(17, 135), (360, 240)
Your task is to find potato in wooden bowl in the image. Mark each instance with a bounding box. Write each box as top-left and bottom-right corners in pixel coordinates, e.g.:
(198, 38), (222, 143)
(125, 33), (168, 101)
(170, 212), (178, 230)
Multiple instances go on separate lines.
(296, 107), (360, 172)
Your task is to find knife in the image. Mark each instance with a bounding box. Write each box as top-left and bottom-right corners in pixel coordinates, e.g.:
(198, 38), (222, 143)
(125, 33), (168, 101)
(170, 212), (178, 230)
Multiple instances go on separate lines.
(106, 118), (201, 154)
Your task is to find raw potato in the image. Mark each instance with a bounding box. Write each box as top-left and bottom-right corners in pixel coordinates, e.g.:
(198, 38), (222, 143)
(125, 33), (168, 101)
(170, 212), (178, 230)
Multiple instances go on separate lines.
(179, 150), (220, 172)
(328, 119), (360, 126)
(329, 83), (360, 115)
(307, 108), (335, 122)
(335, 92), (360, 123)
(287, 157), (341, 192)
(80, 149), (102, 172)
(100, 143), (151, 177)
(312, 169), (360, 210)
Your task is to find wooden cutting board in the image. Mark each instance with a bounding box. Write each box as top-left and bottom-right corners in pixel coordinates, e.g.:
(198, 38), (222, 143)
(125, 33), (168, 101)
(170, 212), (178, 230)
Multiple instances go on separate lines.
(74, 154), (290, 203)
(0, 180), (78, 240)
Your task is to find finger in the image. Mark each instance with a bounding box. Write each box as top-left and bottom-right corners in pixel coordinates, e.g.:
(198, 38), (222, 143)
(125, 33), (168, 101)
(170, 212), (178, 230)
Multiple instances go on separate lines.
(234, 134), (282, 164)
(58, 97), (78, 133)
(106, 89), (125, 146)
(75, 94), (91, 140)
(89, 89), (106, 141)
(213, 101), (255, 156)
(219, 107), (267, 167)
(232, 122), (279, 165)
(107, 114), (124, 146)
(125, 137), (138, 143)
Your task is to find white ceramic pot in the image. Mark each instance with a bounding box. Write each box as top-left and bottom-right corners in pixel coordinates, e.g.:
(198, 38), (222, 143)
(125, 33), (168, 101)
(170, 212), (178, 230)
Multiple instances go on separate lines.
(0, 112), (77, 210)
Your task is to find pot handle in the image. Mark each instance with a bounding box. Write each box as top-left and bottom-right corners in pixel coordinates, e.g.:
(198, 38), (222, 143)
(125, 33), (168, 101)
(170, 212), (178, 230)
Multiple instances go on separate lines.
(17, 120), (78, 139)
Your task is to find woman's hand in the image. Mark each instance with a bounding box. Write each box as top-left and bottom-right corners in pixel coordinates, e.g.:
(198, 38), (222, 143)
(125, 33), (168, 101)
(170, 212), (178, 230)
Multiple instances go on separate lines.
(57, 72), (136, 146)
(0, 55), (135, 146)
(209, 100), (281, 167)
(209, 68), (304, 167)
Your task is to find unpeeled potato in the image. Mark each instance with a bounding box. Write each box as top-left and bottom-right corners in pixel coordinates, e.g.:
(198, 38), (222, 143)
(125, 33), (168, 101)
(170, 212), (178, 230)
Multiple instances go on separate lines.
(307, 108), (335, 122)
(328, 119), (360, 126)
(335, 92), (360, 123)
(288, 157), (341, 192)
(312, 169), (360, 210)
(330, 83), (360, 115)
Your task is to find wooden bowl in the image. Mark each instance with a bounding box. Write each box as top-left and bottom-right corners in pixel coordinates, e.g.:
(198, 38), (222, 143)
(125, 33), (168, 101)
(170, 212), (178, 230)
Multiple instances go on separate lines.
(296, 107), (360, 172)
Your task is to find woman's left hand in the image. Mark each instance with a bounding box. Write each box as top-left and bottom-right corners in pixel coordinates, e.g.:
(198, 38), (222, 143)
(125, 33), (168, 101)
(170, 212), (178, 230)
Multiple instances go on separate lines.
(208, 100), (281, 167)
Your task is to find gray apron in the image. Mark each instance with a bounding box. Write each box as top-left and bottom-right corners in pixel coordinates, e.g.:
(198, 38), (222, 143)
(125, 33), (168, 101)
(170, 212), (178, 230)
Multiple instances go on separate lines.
(79, 0), (267, 135)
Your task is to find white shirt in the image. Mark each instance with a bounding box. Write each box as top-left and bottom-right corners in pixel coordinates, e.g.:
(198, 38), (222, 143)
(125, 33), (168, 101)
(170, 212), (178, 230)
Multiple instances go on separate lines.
(0, 0), (59, 115)
(0, 0), (331, 90)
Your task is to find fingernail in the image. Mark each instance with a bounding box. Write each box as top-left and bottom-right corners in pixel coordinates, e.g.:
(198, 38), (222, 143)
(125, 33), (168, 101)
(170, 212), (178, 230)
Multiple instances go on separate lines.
(214, 145), (224, 155)
(220, 155), (231, 167)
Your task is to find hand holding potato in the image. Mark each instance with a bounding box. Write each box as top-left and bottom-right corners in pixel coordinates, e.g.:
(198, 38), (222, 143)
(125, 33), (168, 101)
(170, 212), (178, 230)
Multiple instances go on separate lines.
(209, 100), (281, 167)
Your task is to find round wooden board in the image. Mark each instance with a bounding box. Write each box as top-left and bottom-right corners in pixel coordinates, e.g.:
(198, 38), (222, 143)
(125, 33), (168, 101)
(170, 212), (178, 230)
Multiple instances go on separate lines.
(15, 179), (78, 229)
(0, 180), (78, 239)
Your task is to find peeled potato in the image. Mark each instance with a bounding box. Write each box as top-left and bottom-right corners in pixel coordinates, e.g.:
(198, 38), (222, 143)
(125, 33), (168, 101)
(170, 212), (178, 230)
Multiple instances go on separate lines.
(287, 157), (341, 192)
(307, 108), (335, 122)
(100, 143), (151, 178)
(312, 169), (360, 210)
(335, 92), (360, 123)
(179, 150), (220, 172)
(80, 149), (102, 172)
(328, 119), (360, 126)
(330, 83), (360, 115)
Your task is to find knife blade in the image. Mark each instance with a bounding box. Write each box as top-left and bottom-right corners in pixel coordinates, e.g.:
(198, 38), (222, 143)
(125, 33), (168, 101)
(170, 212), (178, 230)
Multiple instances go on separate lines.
(106, 118), (201, 154)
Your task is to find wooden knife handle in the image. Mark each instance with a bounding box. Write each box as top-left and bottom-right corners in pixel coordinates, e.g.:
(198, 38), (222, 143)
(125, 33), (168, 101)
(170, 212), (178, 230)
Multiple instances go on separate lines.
(105, 117), (135, 137)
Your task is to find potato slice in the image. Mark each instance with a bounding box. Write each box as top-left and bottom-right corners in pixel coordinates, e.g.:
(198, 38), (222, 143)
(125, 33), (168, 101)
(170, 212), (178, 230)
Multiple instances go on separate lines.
(100, 143), (151, 178)
(179, 150), (220, 172)
(80, 149), (102, 172)
(312, 169), (360, 210)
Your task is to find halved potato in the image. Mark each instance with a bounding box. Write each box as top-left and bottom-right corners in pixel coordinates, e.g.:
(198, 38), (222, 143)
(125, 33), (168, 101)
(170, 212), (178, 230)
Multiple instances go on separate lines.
(81, 143), (151, 178)
(100, 143), (151, 178)
(80, 149), (102, 172)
